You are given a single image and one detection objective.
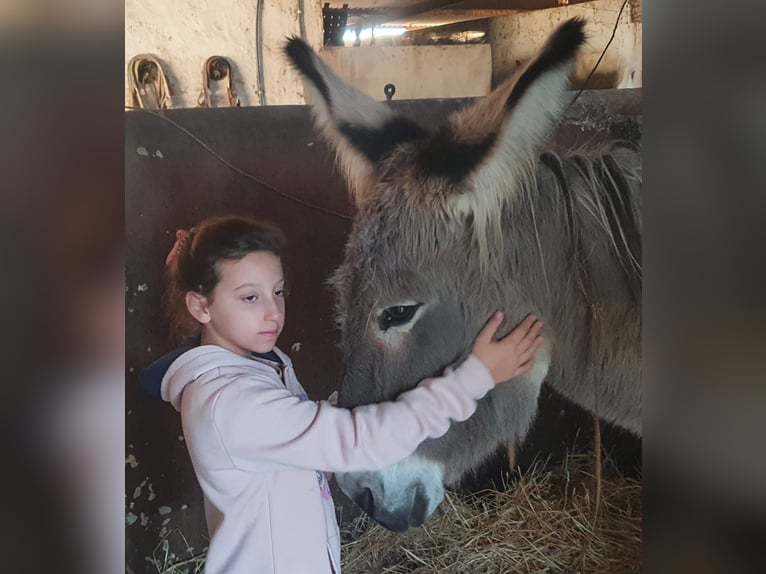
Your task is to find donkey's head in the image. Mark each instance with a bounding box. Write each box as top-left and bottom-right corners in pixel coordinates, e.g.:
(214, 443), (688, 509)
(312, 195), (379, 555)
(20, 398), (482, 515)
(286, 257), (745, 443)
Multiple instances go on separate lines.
(286, 18), (585, 531)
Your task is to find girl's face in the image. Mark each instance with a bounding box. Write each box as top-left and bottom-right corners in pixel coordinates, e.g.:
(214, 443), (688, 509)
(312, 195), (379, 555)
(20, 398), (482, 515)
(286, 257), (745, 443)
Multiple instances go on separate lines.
(192, 251), (286, 357)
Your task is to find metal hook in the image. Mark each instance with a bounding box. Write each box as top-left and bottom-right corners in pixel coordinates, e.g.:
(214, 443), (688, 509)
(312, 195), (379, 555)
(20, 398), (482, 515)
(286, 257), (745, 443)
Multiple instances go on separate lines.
(384, 83), (396, 102)
(198, 56), (240, 108)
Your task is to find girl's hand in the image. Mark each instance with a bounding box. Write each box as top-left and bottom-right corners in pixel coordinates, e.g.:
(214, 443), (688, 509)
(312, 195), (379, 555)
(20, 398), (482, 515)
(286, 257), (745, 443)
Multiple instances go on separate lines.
(472, 312), (544, 384)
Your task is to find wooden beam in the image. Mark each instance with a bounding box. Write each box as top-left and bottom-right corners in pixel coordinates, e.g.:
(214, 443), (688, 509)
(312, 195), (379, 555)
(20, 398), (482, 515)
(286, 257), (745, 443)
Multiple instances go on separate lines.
(349, 0), (468, 29)
(347, 0), (595, 29)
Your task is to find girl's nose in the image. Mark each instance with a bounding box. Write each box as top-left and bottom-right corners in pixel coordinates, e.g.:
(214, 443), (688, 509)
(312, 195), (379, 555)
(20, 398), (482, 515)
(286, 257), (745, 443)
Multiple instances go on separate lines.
(264, 298), (282, 321)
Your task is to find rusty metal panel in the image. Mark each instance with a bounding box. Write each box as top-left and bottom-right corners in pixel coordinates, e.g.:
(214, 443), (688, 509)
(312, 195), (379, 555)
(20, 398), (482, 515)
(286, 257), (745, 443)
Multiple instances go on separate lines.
(125, 89), (641, 570)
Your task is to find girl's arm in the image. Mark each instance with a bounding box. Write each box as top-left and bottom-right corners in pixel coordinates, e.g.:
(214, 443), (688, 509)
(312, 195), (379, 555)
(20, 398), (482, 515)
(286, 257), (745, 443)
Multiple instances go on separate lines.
(203, 354), (493, 473)
(189, 313), (542, 473)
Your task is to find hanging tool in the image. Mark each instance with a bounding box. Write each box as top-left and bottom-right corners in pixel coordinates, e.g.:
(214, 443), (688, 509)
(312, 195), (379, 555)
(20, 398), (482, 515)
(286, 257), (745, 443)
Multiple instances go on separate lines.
(198, 56), (240, 108)
(128, 54), (173, 110)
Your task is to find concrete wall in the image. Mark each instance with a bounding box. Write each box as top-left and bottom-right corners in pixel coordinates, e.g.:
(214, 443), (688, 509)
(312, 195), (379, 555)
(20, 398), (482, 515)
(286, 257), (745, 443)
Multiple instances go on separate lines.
(125, 0), (493, 108)
(125, 0), (641, 107)
(125, 0), (324, 107)
(489, 0), (642, 89)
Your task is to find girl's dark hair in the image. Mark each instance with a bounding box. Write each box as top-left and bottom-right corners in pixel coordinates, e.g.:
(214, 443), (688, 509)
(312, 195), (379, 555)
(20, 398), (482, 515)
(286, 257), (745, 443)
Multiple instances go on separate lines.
(164, 215), (287, 343)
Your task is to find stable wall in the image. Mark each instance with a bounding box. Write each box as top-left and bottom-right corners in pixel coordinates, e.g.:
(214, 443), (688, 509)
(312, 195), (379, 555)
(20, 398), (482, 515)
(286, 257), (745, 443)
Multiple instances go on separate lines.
(125, 0), (492, 107)
(489, 0), (642, 89)
(125, 0), (324, 107)
(125, 0), (496, 108)
(125, 0), (641, 109)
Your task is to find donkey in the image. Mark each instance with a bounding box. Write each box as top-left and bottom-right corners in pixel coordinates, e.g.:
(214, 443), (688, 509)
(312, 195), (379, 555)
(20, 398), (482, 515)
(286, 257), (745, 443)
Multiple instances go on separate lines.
(285, 17), (641, 532)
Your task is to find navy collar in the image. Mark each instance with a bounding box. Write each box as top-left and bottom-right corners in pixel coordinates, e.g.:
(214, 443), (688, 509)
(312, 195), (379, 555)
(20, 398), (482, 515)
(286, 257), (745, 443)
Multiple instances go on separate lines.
(251, 349), (283, 364)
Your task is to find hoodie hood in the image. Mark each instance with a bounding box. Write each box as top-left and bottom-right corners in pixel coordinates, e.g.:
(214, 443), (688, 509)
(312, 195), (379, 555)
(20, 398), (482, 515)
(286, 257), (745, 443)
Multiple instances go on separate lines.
(140, 346), (193, 398)
(161, 345), (293, 411)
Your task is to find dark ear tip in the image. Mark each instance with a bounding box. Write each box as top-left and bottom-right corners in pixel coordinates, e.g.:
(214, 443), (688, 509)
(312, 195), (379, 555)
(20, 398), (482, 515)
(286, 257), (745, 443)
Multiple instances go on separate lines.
(283, 36), (311, 62)
(283, 36), (313, 71)
(557, 17), (588, 46)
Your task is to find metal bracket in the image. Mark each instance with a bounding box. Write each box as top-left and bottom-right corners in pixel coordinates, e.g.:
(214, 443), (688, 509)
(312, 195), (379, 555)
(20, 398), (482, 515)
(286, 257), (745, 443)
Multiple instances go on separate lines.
(198, 56), (240, 108)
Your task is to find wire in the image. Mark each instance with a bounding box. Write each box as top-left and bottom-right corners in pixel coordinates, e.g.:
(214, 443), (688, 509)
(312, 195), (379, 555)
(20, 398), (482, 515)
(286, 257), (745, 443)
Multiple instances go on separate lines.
(298, 0), (307, 40)
(256, 0), (267, 106)
(568, 0), (629, 109)
(125, 107), (352, 220)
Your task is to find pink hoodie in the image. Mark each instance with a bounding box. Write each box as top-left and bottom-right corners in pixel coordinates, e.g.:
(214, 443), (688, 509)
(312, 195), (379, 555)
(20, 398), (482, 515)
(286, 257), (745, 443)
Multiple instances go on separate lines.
(161, 344), (494, 574)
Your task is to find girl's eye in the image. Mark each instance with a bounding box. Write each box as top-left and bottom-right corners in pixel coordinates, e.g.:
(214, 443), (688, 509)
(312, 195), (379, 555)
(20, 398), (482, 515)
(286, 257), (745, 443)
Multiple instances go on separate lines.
(243, 295), (257, 302)
(275, 289), (286, 298)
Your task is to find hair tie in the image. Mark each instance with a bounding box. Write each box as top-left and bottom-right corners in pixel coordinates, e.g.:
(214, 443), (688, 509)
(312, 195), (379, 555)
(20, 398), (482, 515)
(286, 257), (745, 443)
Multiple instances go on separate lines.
(165, 229), (190, 266)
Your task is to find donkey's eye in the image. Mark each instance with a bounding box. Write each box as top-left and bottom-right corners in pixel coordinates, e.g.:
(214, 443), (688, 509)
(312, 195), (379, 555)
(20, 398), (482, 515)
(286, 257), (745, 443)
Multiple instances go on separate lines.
(379, 304), (421, 331)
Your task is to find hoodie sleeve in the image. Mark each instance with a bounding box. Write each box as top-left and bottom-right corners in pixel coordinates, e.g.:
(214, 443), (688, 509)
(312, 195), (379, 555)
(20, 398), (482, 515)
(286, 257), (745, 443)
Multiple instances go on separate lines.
(197, 355), (494, 473)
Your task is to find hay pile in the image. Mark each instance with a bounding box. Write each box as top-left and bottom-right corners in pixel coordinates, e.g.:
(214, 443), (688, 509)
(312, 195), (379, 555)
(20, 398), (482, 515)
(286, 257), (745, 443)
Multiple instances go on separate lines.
(148, 529), (205, 574)
(341, 454), (641, 573)
(151, 454), (641, 573)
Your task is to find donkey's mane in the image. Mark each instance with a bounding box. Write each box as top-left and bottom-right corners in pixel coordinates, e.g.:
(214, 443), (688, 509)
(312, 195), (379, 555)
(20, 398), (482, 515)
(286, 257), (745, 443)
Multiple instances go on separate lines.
(539, 142), (642, 285)
(455, 140), (643, 294)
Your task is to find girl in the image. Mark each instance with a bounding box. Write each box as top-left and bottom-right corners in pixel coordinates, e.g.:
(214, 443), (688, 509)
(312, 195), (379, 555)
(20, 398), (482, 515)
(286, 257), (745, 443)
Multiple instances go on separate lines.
(153, 215), (543, 574)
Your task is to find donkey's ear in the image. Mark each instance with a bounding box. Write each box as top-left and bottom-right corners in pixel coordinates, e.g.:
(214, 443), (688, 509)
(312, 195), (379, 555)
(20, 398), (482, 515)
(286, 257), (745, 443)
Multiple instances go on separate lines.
(284, 38), (428, 204)
(440, 18), (586, 199)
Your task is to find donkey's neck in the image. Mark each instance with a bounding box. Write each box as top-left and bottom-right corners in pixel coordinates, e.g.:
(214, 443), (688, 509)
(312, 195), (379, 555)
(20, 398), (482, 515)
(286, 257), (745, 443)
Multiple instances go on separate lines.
(500, 148), (642, 324)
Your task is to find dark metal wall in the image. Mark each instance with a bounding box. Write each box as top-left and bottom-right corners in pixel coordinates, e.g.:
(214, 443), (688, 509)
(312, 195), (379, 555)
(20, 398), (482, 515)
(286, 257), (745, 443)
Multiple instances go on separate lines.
(125, 90), (641, 570)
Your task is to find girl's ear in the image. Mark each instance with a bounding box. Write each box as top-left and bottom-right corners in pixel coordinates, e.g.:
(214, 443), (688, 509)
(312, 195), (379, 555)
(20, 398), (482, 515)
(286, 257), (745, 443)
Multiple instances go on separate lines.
(186, 292), (211, 324)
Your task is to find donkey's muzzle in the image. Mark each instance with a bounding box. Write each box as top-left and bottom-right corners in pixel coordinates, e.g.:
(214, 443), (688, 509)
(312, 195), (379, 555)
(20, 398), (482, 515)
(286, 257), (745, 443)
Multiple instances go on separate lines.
(337, 459), (446, 532)
(352, 484), (430, 532)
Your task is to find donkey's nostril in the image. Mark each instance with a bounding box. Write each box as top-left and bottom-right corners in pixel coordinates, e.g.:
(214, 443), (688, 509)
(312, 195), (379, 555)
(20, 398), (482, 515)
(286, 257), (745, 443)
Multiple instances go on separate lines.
(409, 487), (429, 528)
(353, 487), (375, 516)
